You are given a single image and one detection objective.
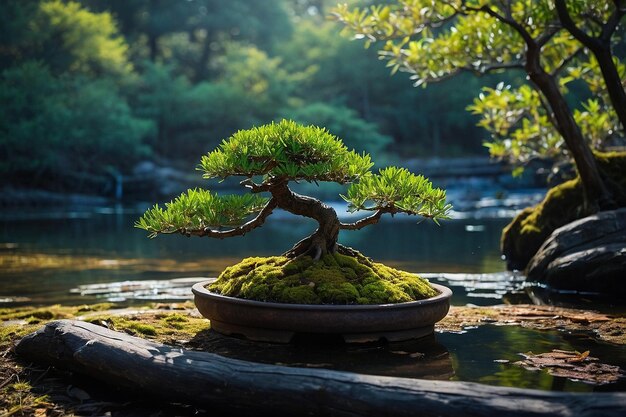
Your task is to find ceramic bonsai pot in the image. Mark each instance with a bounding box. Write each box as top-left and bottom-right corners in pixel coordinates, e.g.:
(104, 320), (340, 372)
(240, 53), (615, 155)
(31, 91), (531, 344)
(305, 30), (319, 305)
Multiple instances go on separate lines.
(193, 280), (452, 343)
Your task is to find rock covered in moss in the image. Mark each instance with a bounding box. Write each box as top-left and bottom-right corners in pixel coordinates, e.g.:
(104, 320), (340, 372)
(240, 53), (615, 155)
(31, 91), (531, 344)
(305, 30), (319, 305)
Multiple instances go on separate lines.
(501, 151), (626, 271)
(207, 253), (438, 304)
(526, 208), (626, 295)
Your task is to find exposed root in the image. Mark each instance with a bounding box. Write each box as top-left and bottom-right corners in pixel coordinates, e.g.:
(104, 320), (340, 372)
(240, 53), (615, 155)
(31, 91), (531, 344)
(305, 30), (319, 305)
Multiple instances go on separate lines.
(282, 236), (313, 258)
(283, 235), (334, 260)
(335, 244), (362, 259)
(283, 238), (372, 264)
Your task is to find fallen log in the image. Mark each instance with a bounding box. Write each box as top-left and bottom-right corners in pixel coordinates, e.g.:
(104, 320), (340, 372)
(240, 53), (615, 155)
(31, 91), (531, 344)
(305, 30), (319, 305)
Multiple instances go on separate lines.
(16, 320), (626, 417)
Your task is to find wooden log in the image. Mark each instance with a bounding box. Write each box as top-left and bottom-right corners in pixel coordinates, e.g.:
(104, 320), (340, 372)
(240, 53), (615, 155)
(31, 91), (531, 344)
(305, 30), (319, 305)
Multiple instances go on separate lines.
(16, 320), (626, 417)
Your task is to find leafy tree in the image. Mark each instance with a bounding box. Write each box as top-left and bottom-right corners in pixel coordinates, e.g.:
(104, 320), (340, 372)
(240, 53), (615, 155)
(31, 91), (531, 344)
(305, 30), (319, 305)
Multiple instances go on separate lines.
(88, 0), (291, 81)
(32, 0), (132, 77)
(279, 18), (486, 156)
(469, 55), (625, 168)
(333, 0), (626, 210)
(555, 0), (626, 131)
(0, 62), (151, 185)
(137, 120), (450, 259)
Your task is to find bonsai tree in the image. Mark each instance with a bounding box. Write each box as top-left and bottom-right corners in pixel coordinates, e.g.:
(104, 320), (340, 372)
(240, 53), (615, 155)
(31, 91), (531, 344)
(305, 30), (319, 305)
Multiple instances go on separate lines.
(136, 120), (451, 304)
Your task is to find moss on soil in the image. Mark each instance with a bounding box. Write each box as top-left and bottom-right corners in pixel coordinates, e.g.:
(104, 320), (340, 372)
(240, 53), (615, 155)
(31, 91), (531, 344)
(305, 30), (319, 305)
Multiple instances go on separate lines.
(83, 312), (210, 341)
(208, 252), (438, 304)
(501, 151), (626, 270)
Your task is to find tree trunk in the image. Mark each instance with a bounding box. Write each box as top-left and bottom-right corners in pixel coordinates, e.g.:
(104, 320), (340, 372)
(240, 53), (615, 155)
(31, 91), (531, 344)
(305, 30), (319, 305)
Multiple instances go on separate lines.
(270, 182), (340, 259)
(593, 45), (626, 132)
(525, 47), (613, 211)
(195, 29), (213, 82)
(16, 320), (626, 417)
(554, 0), (626, 132)
(148, 33), (158, 62)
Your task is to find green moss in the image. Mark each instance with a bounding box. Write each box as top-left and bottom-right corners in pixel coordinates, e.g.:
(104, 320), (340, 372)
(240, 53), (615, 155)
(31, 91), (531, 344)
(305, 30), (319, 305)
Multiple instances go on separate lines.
(208, 252), (438, 304)
(84, 312), (210, 340)
(128, 322), (157, 336)
(0, 303), (115, 322)
(501, 151), (626, 270)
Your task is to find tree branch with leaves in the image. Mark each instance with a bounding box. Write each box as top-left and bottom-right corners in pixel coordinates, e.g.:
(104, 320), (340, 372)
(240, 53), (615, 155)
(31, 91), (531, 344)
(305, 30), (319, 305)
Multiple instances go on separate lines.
(333, 0), (624, 211)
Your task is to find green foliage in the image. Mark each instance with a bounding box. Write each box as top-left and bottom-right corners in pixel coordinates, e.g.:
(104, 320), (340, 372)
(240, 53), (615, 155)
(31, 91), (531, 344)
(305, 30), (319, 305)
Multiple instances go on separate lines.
(200, 120), (374, 183)
(130, 62), (256, 158)
(283, 102), (392, 156)
(0, 61), (151, 182)
(470, 56), (625, 167)
(208, 253), (438, 304)
(279, 18), (486, 156)
(137, 121), (449, 248)
(34, 0), (132, 76)
(333, 1), (582, 84)
(1, 0), (484, 197)
(333, 0), (626, 167)
(469, 83), (564, 165)
(343, 167), (451, 221)
(135, 189), (269, 237)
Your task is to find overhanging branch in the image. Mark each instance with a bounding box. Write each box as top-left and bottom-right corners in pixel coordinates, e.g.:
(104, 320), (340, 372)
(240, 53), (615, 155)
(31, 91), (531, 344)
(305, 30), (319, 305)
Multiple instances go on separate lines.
(179, 198), (278, 239)
(340, 210), (386, 230)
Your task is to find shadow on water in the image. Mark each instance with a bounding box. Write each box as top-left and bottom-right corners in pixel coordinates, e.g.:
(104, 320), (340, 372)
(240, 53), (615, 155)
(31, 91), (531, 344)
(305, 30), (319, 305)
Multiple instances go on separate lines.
(187, 329), (454, 380)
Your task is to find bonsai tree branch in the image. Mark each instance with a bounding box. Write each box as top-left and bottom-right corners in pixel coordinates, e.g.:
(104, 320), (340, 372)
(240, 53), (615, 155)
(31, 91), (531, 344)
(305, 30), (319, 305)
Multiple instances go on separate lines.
(186, 199), (278, 238)
(340, 210), (386, 230)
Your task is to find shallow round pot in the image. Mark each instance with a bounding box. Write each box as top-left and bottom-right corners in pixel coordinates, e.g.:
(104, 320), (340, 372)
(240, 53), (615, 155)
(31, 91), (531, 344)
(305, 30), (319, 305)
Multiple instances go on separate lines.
(193, 281), (452, 343)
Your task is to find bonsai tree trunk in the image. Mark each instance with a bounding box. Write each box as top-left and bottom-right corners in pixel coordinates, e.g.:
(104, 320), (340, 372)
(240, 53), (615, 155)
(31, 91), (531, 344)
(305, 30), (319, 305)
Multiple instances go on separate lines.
(270, 182), (341, 260)
(525, 43), (614, 212)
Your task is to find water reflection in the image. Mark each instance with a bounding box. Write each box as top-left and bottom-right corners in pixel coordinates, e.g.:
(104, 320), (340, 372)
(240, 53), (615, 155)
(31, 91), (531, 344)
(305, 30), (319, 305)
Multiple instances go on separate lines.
(438, 325), (626, 392)
(524, 285), (626, 314)
(187, 331), (454, 380)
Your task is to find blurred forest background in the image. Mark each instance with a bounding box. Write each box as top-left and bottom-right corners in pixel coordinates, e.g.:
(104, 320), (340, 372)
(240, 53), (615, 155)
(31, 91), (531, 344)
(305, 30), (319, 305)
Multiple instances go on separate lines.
(0, 0), (499, 199)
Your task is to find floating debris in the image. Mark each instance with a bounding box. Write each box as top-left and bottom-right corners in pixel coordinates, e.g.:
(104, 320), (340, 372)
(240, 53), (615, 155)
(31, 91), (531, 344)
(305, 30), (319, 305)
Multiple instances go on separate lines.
(514, 349), (624, 385)
(437, 304), (626, 345)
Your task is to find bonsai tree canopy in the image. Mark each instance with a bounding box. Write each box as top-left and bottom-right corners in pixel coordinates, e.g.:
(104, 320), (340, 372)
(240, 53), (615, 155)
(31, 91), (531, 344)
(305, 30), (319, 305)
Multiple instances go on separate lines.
(136, 120), (451, 261)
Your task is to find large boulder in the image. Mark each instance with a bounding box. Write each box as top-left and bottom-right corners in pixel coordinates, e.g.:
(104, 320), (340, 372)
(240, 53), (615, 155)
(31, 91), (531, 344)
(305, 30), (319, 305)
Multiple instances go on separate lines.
(501, 151), (626, 271)
(526, 208), (626, 295)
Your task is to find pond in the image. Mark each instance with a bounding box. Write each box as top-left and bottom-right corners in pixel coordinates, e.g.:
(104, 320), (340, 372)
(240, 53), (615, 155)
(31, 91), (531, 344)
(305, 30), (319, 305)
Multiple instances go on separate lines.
(0, 203), (518, 306)
(1, 203), (624, 393)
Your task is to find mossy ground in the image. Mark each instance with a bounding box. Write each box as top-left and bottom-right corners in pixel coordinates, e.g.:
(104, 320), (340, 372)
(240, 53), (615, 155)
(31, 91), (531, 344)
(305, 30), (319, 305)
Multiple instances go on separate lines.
(208, 252), (438, 304)
(501, 151), (626, 270)
(0, 302), (210, 416)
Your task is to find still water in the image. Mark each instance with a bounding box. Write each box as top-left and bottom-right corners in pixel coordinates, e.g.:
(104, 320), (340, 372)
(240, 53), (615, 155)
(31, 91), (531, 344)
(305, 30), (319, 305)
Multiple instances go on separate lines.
(1, 205), (624, 393)
(0, 204), (514, 305)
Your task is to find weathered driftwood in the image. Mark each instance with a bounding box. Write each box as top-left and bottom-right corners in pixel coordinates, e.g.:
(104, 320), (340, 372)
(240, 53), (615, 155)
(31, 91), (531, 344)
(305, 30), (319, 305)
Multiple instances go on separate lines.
(16, 320), (626, 417)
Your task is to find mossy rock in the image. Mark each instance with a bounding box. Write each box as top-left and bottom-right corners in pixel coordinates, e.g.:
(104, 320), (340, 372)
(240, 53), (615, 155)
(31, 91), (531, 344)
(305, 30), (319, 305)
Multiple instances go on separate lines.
(502, 151), (626, 270)
(208, 252), (438, 305)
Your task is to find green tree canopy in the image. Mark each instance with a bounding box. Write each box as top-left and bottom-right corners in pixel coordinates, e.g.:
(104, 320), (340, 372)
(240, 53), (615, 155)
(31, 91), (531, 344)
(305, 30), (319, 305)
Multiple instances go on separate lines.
(333, 0), (626, 210)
